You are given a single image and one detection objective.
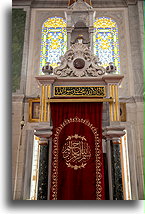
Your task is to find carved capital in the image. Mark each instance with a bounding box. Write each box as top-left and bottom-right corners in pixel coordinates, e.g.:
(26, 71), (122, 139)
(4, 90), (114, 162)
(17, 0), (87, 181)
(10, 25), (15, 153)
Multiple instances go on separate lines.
(35, 123), (53, 138)
(35, 75), (57, 86)
(103, 123), (126, 141)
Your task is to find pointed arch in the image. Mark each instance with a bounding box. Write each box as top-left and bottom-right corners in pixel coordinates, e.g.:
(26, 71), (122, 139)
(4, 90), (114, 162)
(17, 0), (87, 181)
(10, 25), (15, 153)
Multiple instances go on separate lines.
(93, 17), (120, 73)
(40, 17), (67, 72)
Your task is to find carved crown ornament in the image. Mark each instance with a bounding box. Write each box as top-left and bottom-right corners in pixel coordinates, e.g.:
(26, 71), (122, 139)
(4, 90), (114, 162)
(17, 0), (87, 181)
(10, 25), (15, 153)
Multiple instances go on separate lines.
(53, 43), (106, 77)
(68, 0), (93, 11)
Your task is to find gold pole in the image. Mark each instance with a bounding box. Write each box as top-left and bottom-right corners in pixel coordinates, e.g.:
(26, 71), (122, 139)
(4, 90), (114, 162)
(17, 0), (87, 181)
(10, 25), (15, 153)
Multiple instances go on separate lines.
(109, 84), (120, 122)
(47, 98), (113, 103)
(48, 85), (51, 99)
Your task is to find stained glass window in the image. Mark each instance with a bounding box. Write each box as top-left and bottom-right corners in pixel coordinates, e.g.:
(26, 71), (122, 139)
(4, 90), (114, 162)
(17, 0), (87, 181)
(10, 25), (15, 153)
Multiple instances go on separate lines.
(40, 17), (67, 72)
(94, 17), (120, 73)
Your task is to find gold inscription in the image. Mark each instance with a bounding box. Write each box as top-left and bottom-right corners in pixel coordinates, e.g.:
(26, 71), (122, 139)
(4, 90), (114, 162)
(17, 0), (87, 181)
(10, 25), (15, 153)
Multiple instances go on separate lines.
(62, 134), (91, 170)
(54, 86), (106, 97)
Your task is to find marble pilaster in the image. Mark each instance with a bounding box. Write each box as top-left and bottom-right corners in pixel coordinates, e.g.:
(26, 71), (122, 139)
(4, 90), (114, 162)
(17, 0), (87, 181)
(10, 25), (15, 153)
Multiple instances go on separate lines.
(89, 26), (94, 51)
(37, 138), (49, 200)
(103, 123), (125, 200)
(66, 27), (73, 49)
(35, 124), (52, 200)
(111, 139), (123, 200)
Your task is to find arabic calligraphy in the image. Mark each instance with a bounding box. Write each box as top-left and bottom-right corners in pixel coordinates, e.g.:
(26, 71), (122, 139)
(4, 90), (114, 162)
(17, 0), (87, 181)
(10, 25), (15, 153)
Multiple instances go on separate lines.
(62, 134), (91, 170)
(54, 86), (106, 97)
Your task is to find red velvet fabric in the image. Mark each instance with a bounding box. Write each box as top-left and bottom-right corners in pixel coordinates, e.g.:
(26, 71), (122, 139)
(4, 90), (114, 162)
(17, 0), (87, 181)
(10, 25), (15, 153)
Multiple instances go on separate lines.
(50, 102), (105, 200)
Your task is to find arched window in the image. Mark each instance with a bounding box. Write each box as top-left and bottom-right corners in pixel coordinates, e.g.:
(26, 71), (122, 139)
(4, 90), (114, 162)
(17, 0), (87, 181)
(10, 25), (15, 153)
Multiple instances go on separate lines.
(40, 17), (67, 72)
(94, 17), (120, 73)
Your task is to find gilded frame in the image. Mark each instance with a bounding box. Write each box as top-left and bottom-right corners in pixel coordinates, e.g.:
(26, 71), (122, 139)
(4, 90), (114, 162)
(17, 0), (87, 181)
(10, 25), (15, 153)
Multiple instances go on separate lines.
(29, 99), (40, 122)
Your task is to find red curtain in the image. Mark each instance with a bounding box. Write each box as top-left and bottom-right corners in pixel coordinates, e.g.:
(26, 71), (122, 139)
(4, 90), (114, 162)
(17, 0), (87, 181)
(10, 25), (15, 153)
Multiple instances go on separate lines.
(50, 102), (105, 200)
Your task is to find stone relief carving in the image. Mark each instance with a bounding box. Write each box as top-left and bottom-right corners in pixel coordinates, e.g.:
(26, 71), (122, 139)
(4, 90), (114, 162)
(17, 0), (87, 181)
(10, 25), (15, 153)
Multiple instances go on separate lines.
(54, 43), (106, 77)
(68, 0), (93, 11)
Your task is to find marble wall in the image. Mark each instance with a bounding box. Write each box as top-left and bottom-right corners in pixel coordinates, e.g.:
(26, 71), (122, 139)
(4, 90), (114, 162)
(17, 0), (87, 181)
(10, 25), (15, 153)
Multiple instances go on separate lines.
(12, 96), (25, 199)
(12, 9), (26, 92)
(126, 102), (144, 199)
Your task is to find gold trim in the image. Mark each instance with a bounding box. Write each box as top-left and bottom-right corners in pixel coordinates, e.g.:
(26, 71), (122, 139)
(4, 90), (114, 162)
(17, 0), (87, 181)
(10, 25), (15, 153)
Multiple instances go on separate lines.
(109, 84), (120, 122)
(39, 142), (48, 146)
(54, 86), (106, 97)
(51, 117), (102, 200)
(48, 85), (51, 98)
(29, 97), (113, 123)
(112, 141), (121, 145)
(40, 85), (51, 122)
(35, 136), (40, 141)
(28, 98), (113, 123)
(48, 98), (113, 103)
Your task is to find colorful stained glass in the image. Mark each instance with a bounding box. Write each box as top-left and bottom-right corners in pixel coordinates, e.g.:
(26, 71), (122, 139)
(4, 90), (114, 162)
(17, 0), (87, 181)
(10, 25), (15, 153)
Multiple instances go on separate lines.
(94, 17), (120, 73)
(40, 17), (67, 72)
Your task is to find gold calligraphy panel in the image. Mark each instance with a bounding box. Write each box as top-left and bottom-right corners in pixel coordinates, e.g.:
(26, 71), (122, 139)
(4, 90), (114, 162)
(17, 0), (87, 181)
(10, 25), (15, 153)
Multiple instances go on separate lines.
(54, 86), (106, 97)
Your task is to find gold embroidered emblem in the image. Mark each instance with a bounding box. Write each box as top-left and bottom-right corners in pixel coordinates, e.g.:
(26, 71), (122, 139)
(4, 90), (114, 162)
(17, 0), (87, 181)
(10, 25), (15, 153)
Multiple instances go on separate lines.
(62, 134), (91, 170)
(52, 117), (102, 200)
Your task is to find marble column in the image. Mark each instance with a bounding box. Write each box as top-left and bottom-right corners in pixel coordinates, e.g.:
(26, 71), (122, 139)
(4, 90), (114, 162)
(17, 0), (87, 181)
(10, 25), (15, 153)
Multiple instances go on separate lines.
(111, 138), (123, 200)
(66, 27), (73, 49)
(35, 123), (52, 200)
(37, 138), (48, 200)
(89, 26), (94, 52)
(103, 123), (125, 200)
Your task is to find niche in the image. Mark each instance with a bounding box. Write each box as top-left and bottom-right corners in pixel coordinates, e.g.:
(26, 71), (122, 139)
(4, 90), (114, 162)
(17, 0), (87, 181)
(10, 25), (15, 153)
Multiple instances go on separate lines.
(71, 21), (89, 46)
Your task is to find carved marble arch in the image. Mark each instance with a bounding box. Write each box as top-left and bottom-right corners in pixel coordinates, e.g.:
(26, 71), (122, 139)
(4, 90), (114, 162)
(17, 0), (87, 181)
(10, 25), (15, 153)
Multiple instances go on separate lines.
(93, 17), (120, 73)
(40, 17), (67, 73)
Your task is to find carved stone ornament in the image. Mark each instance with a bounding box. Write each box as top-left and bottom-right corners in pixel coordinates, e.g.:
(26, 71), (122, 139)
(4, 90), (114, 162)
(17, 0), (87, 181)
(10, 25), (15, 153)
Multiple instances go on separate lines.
(54, 43), (106, 77)
(68, 0), (93, 11)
